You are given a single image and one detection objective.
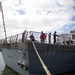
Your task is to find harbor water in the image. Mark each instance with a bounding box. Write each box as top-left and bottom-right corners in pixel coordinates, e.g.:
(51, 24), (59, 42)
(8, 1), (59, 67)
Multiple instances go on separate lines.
(0, 52), (18, 74)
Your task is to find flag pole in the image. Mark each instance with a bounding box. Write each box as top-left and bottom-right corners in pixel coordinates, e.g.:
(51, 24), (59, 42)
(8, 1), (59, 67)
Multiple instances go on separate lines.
(0, 2), (7, 42)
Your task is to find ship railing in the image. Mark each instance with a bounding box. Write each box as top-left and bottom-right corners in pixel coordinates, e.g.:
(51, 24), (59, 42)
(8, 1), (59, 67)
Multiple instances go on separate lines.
(0, 30), (75, 45)
(56, 35), (75, 45)
(28, 31), (48, 43)
(0, 31), (49, 44)
(27, 31), (53, 44)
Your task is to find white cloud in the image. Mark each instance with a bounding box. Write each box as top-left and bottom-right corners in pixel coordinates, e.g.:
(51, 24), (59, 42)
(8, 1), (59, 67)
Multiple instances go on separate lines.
(0, 0), (75, 39)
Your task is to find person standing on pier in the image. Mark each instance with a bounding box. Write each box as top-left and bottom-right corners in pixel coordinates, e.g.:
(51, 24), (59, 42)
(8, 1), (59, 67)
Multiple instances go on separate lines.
(53, 31), (58, 44)
(22, 30), (26, 42)
(29, 34), (35, 41)
(40, 31), (46, 43)
(48, 32), (51, 44)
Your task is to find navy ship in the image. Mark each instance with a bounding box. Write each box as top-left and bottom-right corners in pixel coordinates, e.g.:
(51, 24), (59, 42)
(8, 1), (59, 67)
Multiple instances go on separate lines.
(0, 1), (75, 74)
(0, 30), (75, 74)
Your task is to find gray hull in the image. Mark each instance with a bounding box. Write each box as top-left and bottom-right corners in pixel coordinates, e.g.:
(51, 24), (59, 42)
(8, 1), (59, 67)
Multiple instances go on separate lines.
(1, 42), (75, 74)
(1, 48), (29, 74)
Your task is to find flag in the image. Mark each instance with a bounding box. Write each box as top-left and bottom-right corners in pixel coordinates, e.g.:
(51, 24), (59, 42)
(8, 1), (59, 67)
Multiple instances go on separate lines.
(0, 2), (2, 11)
(0, 2), (7, 40)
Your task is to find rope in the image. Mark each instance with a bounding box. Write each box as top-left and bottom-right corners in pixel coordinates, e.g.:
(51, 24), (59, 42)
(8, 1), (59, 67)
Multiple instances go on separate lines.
(32, 42), (51, 75)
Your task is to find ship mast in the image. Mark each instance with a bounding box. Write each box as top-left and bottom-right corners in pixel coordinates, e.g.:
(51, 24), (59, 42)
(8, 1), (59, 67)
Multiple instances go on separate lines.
(0, 2), (7, 41)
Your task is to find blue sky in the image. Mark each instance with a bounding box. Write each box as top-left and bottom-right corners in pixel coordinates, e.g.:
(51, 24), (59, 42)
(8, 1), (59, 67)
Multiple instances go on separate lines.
(16, 9), (25, 15)
(60, 24), (75, 33)
(71, 16), (75, 21)
(0, 0), (75, 39)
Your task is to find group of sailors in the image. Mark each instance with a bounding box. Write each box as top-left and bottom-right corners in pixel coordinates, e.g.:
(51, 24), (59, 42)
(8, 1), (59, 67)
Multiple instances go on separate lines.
(29, 31), (58, 44)
(22, 30), (74, 45)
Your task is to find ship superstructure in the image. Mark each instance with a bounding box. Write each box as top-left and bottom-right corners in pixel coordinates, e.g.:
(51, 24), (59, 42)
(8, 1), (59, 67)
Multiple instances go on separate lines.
(56, 29), (75, 45)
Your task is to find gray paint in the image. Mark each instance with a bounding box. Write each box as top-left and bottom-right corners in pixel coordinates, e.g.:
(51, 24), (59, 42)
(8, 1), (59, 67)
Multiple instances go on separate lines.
(1, 42), (75, 74)
(1, 45), (29, 74)
(28, 43), (75, 74)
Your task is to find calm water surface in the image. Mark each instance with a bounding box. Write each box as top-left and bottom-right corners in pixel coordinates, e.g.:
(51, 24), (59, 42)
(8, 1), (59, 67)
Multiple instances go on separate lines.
(0, 52), (18, 74)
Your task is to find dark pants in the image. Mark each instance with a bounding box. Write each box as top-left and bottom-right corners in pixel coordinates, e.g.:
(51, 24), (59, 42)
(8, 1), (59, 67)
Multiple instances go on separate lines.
(54, 38), (56, 44)
(41, 40), (44, 43)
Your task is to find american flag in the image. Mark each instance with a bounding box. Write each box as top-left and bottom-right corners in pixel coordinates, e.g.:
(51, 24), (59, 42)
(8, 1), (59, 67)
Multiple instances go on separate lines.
(0, 2), (2, 11)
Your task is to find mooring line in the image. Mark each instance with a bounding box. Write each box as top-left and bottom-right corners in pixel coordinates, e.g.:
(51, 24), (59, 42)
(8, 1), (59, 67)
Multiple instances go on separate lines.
(32, 42), (51, 75)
